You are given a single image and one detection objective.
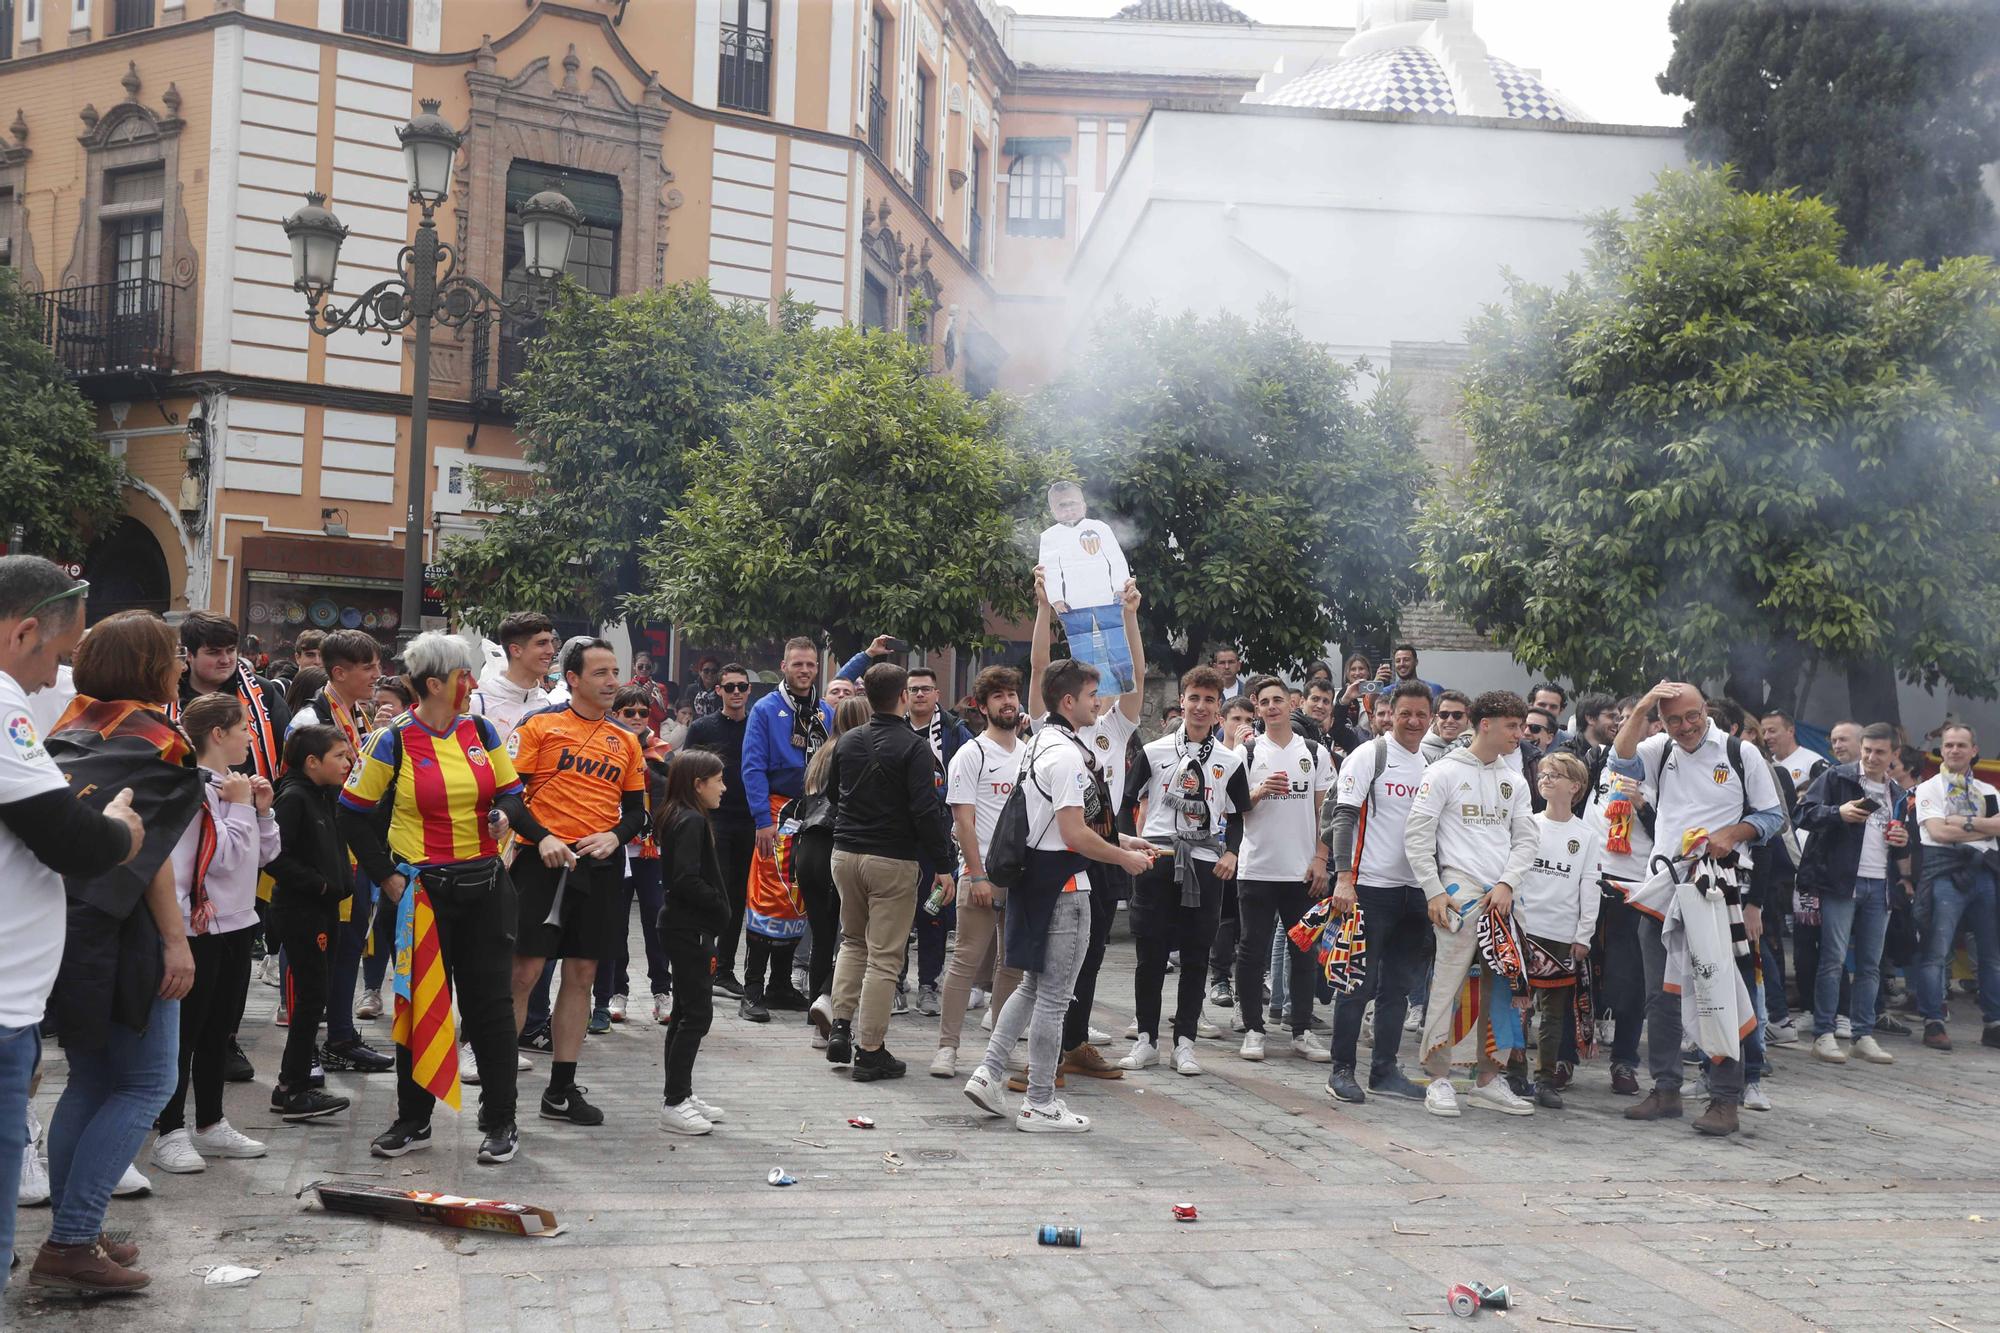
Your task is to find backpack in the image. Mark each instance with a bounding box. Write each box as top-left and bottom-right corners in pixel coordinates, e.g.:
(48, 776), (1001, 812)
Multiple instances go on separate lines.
(984, 737), (1050, 891)
(1319, 735), (1391, 844)
(1639, 734), (1796, 860)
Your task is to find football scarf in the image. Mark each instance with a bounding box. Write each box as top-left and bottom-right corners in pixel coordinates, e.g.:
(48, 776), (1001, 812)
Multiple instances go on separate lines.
(48, 697), (204, 922)
(1476, 905), (1530, 1001)
(1572, 955), (1599, 1062)
(787, 686), (827, 759)
(756, 795), (811, 941)
(1286, 898), (1369, 994)
(1521, 932), (1577, 989)
(1165, 726), (1218, 908)
(1039, 712), (1112, 836)
(187, 796), (220, 934)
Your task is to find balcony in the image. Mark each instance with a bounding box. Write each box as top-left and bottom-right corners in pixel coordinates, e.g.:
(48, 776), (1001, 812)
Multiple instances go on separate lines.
(34, 279), (179, 380)
(912, 143), (931, 205)
(719, 25), (770, 114)
(867, 87), (888, 157)
(111, 0), (154, 35)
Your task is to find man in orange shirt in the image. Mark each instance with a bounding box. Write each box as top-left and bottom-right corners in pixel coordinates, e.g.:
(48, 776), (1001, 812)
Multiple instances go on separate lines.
(505, 639), (649, 1126)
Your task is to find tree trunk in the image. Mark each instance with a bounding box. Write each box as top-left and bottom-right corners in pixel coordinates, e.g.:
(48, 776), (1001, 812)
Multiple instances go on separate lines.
(1843, 659), (1902, 728)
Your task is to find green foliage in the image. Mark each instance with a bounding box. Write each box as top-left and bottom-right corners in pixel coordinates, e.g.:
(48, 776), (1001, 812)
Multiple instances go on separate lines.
(1419, 166), (2000, 709)
(631, 325), (1049, 650)
(1661, 0), (2000, 266)
(432, 281), (807, 631)
(1022, 302), (1428, 675)
(0, 270), (124, 560)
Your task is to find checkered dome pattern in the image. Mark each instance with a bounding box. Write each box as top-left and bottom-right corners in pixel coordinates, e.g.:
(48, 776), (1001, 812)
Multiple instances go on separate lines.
(1267, 45), (1457, 114)
(1487, 55), (1574, 121)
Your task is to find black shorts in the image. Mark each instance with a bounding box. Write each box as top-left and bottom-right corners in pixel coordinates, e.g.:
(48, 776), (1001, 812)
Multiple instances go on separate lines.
(512, 852), (626, 962)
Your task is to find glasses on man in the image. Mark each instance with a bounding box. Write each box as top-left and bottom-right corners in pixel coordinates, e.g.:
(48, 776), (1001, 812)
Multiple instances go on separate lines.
(25, 581), (89, 617)
(1437, 709), (1467, 721)
(909, 684), (938, 694)
(718, 681), (750, 694)
(1526, 723), (1552, 736)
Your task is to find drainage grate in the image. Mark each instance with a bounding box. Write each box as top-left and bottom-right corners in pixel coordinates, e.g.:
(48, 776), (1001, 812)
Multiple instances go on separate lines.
(920, 1115), (981, 1130)
(916, 1148), (963, 1162)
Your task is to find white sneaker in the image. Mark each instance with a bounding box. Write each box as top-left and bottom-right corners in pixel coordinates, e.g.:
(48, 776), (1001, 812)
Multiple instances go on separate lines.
(259, 955), (281, 987)
(811, 1030), (829, 1050)
(1835, 1014), (1853, 1040)
(1743, 1083), (1772, 1112)
(1123, 1019), (1139, 1040)
(1468, 1077), (1535, 1116)
(962, 1065), (1009, 1118)
(1088, 1026), (1111, 1046)
(929, 1047), (958, 1078)
(190, 1119), (266, 1159)
(1016, 1098), (1090, 1134)
(1117, 1037), (1158, 1071)
(654, 993), (673, 1025)
(1767, 1018), (1799, 1047)
(1853, 1034), (1894, 1064)
(1195, 1015), (1222, 1039)
(1239, 1031), (1266, 1062)
(1813, 1034), (1849, 1064)
(790, 967), (810, 996)
(150, 1128), (206, 1175)
(982, 1004), (996, 1031)
(273, 1002), (288, 1027)
(968, 988), (989, 1013)
(1403, 1006), (1424, 1032)
(1007, 1044), (1028, 1072)
(1291, 1034), (1332, 1063)
(1172, 1037), (1202, 1076)
(19, 1111), (49, 1206)
(608, 994), (627, 1023)
(354, 989), (383, 1020)
(658, 1098), (713, 1136)
(459, 1042), (481, 1085)
(516, 1053), (532, 1071)
(687, 1094), (725, 1123)
(1425, 1078), (1461, 1118)
(113, 1163), (153, 1197)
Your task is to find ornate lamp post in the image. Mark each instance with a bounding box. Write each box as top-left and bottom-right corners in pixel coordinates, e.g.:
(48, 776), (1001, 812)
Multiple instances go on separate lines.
(282, 98), (581, 647)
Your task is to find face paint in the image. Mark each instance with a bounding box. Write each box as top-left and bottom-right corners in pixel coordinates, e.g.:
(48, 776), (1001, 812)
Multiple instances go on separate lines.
(450, 668), (473, 713)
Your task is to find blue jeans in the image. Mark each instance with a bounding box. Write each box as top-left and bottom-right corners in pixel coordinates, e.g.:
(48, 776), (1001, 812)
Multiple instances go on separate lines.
(0, 1023), (40, 1278)
(1917, 866), (2000, 1024)
(1816, 879), (1889, 1039)
(324, 870), (375, 1045)
(1055, 607), (1136, 695)
(360, 879), (397, 992)
(48, 996), (179, 1245)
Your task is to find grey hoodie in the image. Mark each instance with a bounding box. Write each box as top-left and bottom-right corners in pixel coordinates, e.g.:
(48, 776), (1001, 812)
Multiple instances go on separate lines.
(1402, 744), (1540, 903)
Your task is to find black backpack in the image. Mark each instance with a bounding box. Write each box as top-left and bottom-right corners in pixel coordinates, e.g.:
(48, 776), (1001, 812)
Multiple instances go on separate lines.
(985, 732), (1088, 889)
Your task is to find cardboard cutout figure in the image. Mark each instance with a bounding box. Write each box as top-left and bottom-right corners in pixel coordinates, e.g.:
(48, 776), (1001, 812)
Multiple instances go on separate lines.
(1038, 481), (1136, 694)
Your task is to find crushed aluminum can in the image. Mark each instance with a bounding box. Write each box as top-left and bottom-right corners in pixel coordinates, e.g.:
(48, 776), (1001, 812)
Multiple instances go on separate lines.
(847, 1116), (875, 1129)
(766, 1168), (796, 1187)
(1172, 1202), (1198, 1222)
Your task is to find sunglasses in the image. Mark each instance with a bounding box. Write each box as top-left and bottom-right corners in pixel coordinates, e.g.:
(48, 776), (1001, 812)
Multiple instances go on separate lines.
(719, 682), (750, 693)
(1526, 723), (1552, 734)
(1438, 710), (1467, 721)
(616, 707), (649, 718)
(26, 581), (89, 617)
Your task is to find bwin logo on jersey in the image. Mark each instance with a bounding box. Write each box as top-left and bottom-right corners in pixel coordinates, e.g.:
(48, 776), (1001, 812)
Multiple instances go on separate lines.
(556, 748), (624, 782)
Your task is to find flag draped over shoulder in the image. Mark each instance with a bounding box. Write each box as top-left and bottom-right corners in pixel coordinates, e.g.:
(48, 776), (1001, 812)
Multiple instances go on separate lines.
(393, 884), (461, 1110)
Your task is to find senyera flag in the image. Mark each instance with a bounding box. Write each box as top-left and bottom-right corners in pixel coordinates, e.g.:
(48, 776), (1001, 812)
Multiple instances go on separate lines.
(392, 884), (461, 1110)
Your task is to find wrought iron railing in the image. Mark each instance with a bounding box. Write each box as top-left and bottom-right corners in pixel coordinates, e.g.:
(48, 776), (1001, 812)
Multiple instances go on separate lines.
(867, 87), (888, 156)
(111, 0), (153, 35)
(912, 143), (931, 205)
(719, 25), (770, 113)
(343, 0), (409, 43)
(33, 279), (178, 378)
(969, 207), (984, 268)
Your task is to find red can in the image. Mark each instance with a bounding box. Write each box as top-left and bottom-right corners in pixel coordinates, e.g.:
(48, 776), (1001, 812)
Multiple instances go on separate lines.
(1172, 1202), (1198, 1222)
(847, 1116), (875, 1129)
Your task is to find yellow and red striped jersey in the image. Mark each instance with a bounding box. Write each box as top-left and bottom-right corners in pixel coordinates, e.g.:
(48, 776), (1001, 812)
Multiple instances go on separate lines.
(339, 712), (522, 866)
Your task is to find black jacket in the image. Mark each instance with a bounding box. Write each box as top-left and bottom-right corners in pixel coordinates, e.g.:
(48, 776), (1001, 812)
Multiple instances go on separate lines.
(266, 772), (352, 932)
(824, 714), (954, 866)
(658, 806), (730, 937)
(684, 711), (753, 826)
(1797, 762), (1906, 899)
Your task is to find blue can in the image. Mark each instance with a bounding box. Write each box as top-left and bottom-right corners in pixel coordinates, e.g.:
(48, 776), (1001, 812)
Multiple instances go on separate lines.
(1037, 1225), (1082, 1248)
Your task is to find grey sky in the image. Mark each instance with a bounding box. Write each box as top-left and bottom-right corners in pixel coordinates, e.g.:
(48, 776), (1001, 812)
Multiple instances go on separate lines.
(1014, 0), (1690, 127)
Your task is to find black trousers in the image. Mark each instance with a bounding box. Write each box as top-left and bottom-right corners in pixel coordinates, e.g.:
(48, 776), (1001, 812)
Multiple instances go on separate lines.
(1235, 879), (1317, 1036)
(396, 867), (518, 1133)
(662, 931), (714, 1105)
(1129, 858), (1224, 1044)
(271, 916), (332, 1092)
(1061, 874), (1120, 1051)
(711, 820), (757, 975)
(796, 832), (839, 1000)
(155, 924), (256, 1133)
(1600, 890), (1646, 1068)
(1209, 880), (1239, 985)
(1328, 883), (1431, 1076)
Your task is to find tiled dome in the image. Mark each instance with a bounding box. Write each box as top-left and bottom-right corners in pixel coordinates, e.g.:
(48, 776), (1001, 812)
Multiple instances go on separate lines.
(1113, 0), (1252, 23)
(1265, 46), (1579, 121)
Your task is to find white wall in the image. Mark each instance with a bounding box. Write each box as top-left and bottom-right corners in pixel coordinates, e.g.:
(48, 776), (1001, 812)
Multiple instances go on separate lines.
(1004, 14), (1355, 78)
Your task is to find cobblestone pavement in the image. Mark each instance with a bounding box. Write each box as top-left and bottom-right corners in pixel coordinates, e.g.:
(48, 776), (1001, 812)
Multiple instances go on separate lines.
(9, 921), (2000, 1332)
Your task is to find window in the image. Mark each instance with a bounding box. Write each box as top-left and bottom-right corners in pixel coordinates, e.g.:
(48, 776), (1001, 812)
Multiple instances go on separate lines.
(0, 189), (13, 265)
(343, 0), (408, 44)
(911, 68), (932, 202)
(499, 163), (621, 383)
(719, 0), (770, 114)
(866, 9), (888, 155)
(861, 273), (889, 331)
(968, 142), (985, 265)
(0, 2), (13, 61)
(103, 165), (162, 313)
(110, 0), (150, 34)
(1006, 154), (1064, 237)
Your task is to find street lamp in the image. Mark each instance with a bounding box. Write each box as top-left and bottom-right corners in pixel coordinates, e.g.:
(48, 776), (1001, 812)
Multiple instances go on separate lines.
(282, 97), (578, 648)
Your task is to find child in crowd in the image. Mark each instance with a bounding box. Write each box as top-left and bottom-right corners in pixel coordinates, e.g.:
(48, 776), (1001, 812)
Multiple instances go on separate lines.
(149, 693), (282, 1175)
(1515, 751), (1598, 1109)
(655, 750), (732, 1135)
(264, 724), (358, 1122)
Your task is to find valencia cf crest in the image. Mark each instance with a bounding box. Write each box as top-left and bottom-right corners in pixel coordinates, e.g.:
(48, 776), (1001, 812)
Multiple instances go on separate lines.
(466, 745), (490, 767)
(1712, 765), (1730, 785)
(1500, 781), (1513, 800)
(1211, 765), (1223, 778)
(1095, 734), (1111, 750)
(1080, 532), (1102, 555)
(1299, 758), (1311, 774)
(1567, 839), (1581, 855)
